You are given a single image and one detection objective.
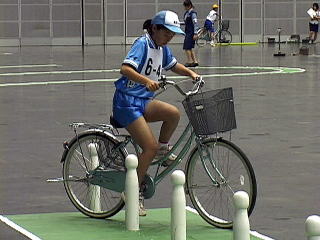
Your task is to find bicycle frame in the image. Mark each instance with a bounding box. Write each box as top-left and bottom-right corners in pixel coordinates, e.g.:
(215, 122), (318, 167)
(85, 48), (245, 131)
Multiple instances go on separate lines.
(82, 123), (225, 199)
(99, 122), (196, 199)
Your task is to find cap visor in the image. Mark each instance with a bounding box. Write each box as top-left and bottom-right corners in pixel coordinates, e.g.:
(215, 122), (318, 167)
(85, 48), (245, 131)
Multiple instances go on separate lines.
(164, 25), (185, 35)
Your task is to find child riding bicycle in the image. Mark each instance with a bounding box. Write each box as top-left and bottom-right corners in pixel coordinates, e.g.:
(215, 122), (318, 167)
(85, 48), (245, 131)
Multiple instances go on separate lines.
(204, 4), (219, 46)
(112, 10), (200, 216)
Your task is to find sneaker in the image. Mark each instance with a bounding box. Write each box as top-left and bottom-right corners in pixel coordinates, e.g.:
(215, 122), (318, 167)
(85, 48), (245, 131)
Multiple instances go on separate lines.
(210, 41), (216, 47)
(155, 145), (177, 167)
(121, 191), (147, 216)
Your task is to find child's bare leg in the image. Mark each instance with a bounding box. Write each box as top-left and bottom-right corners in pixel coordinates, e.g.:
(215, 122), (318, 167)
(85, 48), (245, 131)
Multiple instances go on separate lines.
(144, 100), (180, 143)
(126, 117), (158, 185)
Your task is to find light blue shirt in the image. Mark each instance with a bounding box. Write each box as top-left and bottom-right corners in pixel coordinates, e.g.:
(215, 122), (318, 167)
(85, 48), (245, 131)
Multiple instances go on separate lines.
(114, 33), (177, 98)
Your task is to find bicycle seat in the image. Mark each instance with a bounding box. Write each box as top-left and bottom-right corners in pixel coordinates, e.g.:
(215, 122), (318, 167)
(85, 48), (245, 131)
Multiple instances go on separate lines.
(110, 115), (124, 128)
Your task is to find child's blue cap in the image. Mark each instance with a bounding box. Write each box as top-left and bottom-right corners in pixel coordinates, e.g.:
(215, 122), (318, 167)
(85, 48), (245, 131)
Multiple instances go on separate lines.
(151, 10), (185, 35)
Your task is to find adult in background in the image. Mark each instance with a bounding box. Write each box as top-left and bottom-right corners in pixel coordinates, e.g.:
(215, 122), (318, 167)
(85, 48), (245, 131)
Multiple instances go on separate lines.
(308, 3), (320, 43)
(183, 0), (199, 67)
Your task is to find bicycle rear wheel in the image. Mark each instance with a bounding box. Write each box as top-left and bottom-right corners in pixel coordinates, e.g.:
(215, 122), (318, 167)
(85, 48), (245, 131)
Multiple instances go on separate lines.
(218, 30), (232, 45)
(196, 29), (208, 47)
(62, 131), (126, 218)
(185, 138), (257, 228)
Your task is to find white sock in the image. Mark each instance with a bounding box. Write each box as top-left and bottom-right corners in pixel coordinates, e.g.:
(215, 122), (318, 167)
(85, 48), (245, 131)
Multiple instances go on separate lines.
(159, 142), (168, 149)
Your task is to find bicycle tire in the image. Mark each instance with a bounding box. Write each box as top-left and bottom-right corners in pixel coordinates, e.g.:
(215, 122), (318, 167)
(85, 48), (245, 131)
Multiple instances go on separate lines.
(185, 137), (257, 228)
(62, 131), (126, 218)
(218, 30), (232, 45)
(196, 28), (208, 47)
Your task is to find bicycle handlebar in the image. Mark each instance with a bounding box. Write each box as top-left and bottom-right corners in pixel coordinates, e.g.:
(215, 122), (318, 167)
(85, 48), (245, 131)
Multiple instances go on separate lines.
(154, 75), (205, 98)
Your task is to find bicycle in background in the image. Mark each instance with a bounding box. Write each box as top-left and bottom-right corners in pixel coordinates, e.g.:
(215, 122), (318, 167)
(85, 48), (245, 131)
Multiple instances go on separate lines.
(197, 19), (232, 47)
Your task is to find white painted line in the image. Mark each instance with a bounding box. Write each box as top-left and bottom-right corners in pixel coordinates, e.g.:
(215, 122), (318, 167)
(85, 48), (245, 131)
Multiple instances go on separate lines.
(0, 66), (306, 88)
(0, 78), (118, 87)
(0, 68), (118, 77)
(0, 66), (305, 77)
(0, 214), (42, 240)
(0, 64), (61, 69)
(186, 206), (198, 214)
(186, 206), (276, 240)
(251, 231), (276, 240)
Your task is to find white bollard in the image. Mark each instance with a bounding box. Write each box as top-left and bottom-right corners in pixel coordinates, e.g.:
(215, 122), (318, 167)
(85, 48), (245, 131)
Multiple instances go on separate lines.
(171, 170), (186, 240)
(306, 215), (320, 240)
(88, 143), (101, 212)
(233, 191), (250, 240)
(125, 154), (139, 231)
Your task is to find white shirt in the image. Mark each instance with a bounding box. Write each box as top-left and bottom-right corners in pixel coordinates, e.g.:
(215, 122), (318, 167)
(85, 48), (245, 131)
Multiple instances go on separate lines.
(206, 10), (217, 23)
(310, 10), (320, 24)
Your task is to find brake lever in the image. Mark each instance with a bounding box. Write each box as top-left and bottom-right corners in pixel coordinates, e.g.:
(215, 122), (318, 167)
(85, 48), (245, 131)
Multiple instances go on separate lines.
(159, 75), (167, 88)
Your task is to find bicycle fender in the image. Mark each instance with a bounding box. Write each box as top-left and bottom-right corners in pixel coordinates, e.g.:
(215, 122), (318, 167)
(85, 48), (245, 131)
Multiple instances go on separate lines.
(60, 129), (118, 163)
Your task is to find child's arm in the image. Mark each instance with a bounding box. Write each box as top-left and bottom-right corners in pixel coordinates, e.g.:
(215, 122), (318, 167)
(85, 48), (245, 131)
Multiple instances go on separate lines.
(171, 63), (200, 80)
(120, 64), (160, 91)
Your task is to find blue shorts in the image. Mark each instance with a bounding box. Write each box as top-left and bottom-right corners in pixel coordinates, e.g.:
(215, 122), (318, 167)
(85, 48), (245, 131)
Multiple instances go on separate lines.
(204, 19), (215, 33)
(183, 32), (195, 50)
(113, 90), (150, 128)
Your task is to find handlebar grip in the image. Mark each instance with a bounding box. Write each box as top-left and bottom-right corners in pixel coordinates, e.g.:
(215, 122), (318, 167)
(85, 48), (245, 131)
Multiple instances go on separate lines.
(193, 76), (203, 84)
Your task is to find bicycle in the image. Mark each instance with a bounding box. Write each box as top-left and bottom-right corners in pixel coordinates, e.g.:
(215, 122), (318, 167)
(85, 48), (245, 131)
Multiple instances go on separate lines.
(196, 19), (232, 47)
(60, 77), (257, 229)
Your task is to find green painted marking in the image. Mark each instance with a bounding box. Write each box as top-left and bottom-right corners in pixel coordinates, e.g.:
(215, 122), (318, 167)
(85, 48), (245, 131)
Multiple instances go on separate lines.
(5, 209), (263, 240)
(0, 66), (305, 88)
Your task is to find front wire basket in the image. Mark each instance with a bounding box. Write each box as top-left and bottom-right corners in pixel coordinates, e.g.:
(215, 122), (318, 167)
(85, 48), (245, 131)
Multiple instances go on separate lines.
(182, 87), (237, 136)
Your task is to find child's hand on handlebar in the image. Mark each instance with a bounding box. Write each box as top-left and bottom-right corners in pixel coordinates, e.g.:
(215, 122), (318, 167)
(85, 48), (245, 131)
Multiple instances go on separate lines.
(146, 80), (160, 91)
(191, 74), (202, 82)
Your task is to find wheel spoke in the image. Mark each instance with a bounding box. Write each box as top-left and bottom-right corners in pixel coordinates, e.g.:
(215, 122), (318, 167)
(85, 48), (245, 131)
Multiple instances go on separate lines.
(186, 138), (256, 228)
(63, 132), (126, 218)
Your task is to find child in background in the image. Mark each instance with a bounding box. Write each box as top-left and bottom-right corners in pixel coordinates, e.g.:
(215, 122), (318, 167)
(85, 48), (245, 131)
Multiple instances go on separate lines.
(308, 3), (320, 43)
(204, 4), (219, 46)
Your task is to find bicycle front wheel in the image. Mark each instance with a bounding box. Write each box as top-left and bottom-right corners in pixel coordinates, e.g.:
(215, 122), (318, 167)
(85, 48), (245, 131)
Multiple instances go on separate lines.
(185, 138), (257, 228)
(218, 30), (232, 45)
(62, 131), (126, 218)
(196, 29), (208, 47)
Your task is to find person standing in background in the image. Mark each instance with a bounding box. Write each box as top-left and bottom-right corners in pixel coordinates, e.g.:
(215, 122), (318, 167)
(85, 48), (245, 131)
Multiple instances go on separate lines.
(183, 0), (199, 67)
(308, 3), (320, 43)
